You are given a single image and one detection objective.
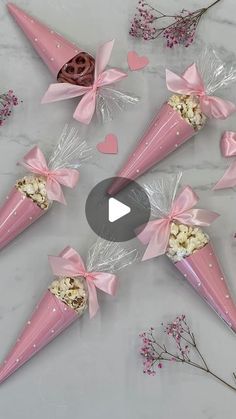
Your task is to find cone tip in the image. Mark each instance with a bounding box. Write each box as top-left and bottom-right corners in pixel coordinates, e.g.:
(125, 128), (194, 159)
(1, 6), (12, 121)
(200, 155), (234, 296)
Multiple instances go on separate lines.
(107, 177), (131, 196)
(7, 2), (17, 13)
(212, 183), (221, 191)
(7, 3), (24, 18)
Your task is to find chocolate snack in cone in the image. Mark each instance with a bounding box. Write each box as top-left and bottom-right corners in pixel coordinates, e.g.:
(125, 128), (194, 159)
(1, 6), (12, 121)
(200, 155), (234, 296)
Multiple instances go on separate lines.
(0, 240), (137, 384)
(8, 4), (138, 125)
(7, 3), (95, 86)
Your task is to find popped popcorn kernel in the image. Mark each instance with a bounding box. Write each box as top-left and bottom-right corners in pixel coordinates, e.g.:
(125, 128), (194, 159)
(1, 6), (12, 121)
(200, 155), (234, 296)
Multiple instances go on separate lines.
(49, 276), (88, 315)
(168, 94), (207, 131)
(170, 223), (179, 236)
(166, 222), (209, 262)
(16, 175), (50, 210)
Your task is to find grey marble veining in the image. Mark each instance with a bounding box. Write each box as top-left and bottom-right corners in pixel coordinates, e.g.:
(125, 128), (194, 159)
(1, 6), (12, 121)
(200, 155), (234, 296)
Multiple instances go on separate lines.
(0, 0), (236, 418)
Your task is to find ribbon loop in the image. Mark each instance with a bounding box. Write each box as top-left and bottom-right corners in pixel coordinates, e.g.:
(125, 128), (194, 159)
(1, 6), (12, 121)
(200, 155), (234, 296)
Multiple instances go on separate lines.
(138, 186), (219, 261)
(169, 186), (198, 219)
(42, 40), (127, 125)
(221, 131), (236, 157)
(214, 131), (236, 190)
(95, 39), (114, 79)
(49, 247), (118, 318)
(19, 146), (79, 204)
(166, 63), (236, 120)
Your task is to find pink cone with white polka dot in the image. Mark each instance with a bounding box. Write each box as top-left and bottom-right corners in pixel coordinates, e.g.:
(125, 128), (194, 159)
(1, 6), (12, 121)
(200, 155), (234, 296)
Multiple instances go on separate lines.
(7, 3), (82, 78)
(0, 187), (45, 250)
(107, 103), (195, 195)
(175, 242), (236, 332)
(0, 248), (78, 385)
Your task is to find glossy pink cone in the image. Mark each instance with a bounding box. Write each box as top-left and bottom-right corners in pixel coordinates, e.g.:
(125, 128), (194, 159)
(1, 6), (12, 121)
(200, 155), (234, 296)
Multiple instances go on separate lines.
(0, 247), (79, 385)
(0, 187), (45, 250)
(7, 3), (81, 77)
(175, 242), (236, 332)
(107, 104), (195, 195)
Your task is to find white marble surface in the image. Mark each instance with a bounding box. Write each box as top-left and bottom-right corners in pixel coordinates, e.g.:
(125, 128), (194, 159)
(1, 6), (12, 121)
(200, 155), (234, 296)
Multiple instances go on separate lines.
(1, 0), (236, 417)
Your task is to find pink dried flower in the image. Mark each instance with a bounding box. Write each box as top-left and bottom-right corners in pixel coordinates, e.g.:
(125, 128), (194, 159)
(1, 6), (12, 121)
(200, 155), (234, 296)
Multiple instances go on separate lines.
(130, 0), (222, 48)
(139, 315), (236, 392)
(0, 90), (19, 126)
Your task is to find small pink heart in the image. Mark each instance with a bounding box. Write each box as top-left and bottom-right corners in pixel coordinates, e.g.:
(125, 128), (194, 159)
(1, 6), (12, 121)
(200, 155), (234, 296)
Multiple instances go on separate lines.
(97, 134), (118, 154)
(127, 51), (149, 71)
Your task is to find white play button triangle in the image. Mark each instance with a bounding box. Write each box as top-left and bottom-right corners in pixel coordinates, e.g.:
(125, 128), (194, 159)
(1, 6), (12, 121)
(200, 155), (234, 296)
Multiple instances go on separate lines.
(108, 197), (131, 223)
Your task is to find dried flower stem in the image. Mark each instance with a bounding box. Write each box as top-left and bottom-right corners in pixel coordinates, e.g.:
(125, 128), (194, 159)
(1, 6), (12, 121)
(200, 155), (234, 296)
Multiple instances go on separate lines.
(0, 90), (19, 126)
(140, 315), (236, 392)
(130, 0), (223, 48)
(207, 0), (222, 10)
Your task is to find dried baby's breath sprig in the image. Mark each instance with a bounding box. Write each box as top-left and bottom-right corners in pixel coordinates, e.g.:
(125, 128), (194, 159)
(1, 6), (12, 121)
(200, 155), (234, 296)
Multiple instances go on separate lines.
(140, 315), (236, 392)
(130, 0), (222, 48)
(0, 90), (19, 126)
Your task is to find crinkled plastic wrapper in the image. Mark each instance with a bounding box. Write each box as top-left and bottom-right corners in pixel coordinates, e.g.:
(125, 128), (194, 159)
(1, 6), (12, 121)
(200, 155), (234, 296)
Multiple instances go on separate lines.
(0, 125), (91, 250)
(133, 173), (236, 335)
(108, 45), (236, 195)
(0, 239), (138, 384)
(95, 86), (139, 124)
(7, 2), (139, 126)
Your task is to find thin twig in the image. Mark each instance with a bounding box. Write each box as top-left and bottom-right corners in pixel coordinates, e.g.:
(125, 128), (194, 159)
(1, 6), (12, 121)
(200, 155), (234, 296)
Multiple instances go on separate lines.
(140, 316), (236, 392)
(130, 0), (223, 47)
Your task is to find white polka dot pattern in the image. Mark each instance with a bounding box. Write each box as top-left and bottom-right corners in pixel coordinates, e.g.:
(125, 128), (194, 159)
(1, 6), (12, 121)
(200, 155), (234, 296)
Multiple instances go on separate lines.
(0, 291), (78, 384)
(8, 3), (82, 78)
(175, 242), (236, 332)
(108, 103), (195, 195)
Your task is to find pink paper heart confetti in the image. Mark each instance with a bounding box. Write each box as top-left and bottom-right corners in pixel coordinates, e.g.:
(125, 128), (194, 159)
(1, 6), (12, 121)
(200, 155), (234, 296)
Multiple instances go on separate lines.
(97, 134), (118, 154)
(127, 51), (149, 71)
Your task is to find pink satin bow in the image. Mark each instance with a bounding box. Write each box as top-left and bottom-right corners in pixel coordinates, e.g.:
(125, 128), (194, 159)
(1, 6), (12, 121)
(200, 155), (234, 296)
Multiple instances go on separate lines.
(138, 186), (219, 261)
(214, 131), (236, 189)
(41, 40), (127, 125)
(166, 63), (236, 119)
(19, 146), (79, 204)
(49, 247), (118, 318)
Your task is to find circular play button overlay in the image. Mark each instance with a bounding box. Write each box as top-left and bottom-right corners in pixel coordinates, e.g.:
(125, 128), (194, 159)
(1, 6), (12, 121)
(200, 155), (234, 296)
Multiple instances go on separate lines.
(85, 177), (151, 242)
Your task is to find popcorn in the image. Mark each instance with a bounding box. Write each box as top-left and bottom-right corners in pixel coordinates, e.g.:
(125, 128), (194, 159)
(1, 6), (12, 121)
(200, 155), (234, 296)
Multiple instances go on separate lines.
(166, 222), (209, 262)
(179, 224), (189, 234)
(168, 94), (207, 131)
(16, 175), (50, 210)
(170, 223), (179, 236)
(50, 276), (88, 314)
(176, 231), (188, 244)
(49, 276), (88, 315)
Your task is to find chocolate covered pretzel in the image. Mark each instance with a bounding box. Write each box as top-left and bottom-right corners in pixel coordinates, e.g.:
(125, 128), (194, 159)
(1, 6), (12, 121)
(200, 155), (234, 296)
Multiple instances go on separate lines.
(57, 52), (95, 87)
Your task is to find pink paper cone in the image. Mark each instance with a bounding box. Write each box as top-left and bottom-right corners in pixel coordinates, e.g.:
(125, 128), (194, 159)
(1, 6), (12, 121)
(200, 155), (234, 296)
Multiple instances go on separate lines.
(7, 3), (81, 77)
(0, 291), (77, 384)
(0, 187), (45, 250)
(175, 242), (236, 332)
(107, 104), (195, 195)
